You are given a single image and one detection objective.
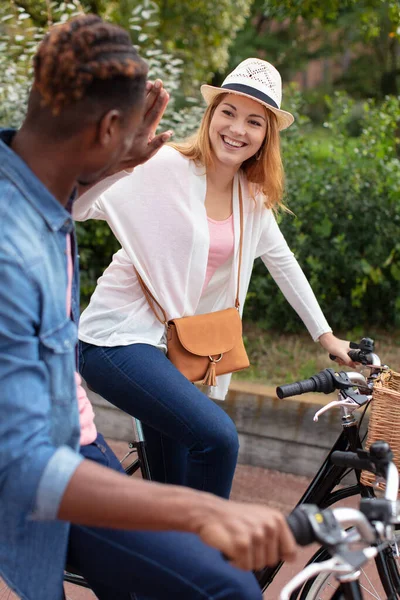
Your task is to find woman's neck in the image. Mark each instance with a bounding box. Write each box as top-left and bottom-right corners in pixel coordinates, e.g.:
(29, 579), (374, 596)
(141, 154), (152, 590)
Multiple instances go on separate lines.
(206, 161), (239, 193)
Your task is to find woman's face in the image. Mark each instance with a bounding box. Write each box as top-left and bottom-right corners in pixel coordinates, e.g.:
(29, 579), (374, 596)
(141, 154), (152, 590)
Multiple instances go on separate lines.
(208, 93), (268, 168)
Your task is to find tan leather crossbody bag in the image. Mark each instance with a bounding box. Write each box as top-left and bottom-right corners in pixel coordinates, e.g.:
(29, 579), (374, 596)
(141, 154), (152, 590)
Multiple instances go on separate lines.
(136, 187), (249, 386)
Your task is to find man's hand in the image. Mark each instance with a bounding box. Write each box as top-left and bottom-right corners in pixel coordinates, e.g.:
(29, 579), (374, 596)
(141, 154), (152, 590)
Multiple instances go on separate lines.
(191, 497), (297, 571)
(113, 79), (173, 174)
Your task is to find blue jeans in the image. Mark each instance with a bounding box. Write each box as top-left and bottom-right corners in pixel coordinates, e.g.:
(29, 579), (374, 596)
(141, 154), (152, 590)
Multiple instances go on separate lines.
(67, 434), (261, 600)
(79, 342), (239, 499)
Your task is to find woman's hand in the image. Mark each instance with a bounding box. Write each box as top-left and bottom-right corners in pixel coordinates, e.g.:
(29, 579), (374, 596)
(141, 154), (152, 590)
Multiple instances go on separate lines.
(318, 332), (356, 367)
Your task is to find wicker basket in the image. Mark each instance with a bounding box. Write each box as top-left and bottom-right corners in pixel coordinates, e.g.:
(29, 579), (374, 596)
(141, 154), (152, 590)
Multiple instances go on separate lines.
(360, 370), (400, 490)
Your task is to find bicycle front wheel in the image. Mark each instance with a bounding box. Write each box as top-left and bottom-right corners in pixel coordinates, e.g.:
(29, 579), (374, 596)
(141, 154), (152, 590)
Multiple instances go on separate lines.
(298, 528), (400, 600)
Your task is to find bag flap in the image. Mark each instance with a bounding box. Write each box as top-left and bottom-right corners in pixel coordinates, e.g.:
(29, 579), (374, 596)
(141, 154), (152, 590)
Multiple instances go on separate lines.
(169, 308), (242, 357)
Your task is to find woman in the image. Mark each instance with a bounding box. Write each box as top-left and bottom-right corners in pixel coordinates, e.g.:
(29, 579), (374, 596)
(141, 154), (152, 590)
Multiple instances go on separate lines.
(74, 57), (352, 499)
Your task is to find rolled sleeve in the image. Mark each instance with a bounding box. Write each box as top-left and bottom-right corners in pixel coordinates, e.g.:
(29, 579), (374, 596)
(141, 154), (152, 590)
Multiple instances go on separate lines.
(32, 446), (83, 520)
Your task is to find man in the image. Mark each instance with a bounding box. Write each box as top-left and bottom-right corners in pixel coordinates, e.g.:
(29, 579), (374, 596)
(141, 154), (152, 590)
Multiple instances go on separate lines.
(0, 14), (296, 600)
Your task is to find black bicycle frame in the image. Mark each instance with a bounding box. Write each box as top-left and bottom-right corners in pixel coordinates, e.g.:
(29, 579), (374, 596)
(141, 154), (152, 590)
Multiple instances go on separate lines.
(124, 440), (152, 480)
(256, 421), (400, 598)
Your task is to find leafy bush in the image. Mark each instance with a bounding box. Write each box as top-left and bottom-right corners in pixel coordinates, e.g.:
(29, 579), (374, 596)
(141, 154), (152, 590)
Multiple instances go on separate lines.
(246, 90), (400, 332)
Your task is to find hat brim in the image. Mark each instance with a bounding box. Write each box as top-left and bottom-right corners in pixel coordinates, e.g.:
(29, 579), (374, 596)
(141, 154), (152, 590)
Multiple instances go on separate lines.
(200, 84), (294, 131)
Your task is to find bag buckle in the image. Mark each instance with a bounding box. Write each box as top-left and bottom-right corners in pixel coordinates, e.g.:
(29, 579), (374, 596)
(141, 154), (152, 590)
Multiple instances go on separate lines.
(208, 353), (223, 363)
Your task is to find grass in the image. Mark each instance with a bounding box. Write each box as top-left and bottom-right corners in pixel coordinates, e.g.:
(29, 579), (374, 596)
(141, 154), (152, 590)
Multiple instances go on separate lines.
(234, 324), (400, 386)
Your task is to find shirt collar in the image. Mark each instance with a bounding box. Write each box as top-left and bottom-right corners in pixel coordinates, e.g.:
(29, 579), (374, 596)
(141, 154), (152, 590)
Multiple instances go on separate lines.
(0, 128), (74, 233)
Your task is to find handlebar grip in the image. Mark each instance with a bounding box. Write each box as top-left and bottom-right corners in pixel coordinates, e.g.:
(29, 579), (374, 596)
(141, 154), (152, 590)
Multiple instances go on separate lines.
(331, 451), (373, 471)
(348, 349), (363, 362)
(329, 349), (361, 362)
(330, 340), (371, 364)
(276, 369), (337, 399)
(276, 379), (317, 399)
(286, 509), (316, 547)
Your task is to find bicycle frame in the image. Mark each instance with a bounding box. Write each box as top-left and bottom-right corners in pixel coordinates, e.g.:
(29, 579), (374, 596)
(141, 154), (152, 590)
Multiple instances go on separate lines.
(123, 418), (152, 480)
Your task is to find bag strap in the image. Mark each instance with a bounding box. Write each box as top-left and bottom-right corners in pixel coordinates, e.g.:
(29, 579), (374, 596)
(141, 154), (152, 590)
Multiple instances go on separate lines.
(135, 269), (168, 325)
(135, 180), (244, 323)
(235, 182), (243, 310)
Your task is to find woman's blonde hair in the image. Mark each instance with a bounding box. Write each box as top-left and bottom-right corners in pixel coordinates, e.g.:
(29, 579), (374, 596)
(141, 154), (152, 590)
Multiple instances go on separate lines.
(170, 93), (285, 210)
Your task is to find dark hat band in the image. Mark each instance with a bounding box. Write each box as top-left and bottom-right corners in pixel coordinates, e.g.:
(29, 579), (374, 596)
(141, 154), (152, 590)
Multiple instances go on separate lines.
(221, 83), (279, 109)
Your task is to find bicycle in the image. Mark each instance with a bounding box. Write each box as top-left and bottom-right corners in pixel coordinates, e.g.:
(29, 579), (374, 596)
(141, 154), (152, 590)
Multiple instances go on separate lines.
(254, 337), (400, 599)
(62, 337), (400, 599)
(282, 440), (400, 599)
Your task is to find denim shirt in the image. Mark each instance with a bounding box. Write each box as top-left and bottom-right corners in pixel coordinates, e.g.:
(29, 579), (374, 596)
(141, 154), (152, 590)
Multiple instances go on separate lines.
(0, 130), (83, 599)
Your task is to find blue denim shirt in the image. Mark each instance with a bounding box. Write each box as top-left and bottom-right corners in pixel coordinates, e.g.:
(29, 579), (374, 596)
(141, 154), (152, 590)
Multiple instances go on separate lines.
(0, 130), (83, 599)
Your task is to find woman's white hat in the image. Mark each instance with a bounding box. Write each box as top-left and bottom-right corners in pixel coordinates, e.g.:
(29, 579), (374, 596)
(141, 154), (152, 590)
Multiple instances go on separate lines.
(201, 58), (294, 131)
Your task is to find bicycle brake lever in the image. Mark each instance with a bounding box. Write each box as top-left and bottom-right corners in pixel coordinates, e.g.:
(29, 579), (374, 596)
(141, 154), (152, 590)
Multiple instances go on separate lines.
(341, 389), (372, 405)
(313, 399), (360, 422)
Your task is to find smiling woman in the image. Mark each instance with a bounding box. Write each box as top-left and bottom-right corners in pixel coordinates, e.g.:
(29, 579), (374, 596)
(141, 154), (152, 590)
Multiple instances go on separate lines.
(72, 57), (353, 506)
(210, 95), (267, 165)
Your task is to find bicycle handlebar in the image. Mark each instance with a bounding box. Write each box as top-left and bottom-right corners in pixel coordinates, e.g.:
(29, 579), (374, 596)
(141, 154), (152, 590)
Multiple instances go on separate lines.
(328, 337), (377, 365)
(330, 450), (374, 472)
(276, 368), (358, 400)
(286, 509), (316, 546)
(287, 442), (398, 547)
(281, 443), (398, 600)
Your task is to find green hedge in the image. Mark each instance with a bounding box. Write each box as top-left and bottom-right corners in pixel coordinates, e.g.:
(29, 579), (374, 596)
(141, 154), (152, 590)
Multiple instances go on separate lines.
(245, 91), (400, 332)
(78, 91), (400, 332)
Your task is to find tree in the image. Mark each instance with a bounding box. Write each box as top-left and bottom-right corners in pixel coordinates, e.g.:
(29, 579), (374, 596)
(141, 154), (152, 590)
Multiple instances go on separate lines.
(1, 0), (253, 94)
(228, 0), (400, 99)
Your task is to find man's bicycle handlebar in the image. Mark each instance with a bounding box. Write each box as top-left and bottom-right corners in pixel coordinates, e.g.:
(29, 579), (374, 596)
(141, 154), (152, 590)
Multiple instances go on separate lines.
(282, 441), (399, 600)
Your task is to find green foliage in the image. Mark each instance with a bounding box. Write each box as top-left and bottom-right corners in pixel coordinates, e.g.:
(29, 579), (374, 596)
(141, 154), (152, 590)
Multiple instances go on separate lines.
(0, 0), (84, 127)
(229, 0), (400, 104)
(262, 0), (400, 38)
(245, 90), (400, 331)
(155, 0), (252, 92)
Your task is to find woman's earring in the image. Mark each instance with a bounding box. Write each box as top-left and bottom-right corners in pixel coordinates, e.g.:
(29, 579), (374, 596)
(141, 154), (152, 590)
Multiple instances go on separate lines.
(255, 148), (262, 161)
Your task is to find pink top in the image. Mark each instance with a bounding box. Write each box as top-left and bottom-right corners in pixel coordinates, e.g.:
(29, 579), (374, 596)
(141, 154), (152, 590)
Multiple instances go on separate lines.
(66, 236), (97, 446)
(202, 215), (235, 292)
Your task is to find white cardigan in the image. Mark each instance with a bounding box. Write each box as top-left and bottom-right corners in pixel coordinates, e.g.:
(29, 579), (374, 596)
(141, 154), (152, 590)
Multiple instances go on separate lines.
(73, 146), (331, 400)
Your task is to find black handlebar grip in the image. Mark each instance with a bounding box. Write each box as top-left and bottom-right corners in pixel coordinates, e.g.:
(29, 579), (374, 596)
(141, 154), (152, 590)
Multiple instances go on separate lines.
(348, 349), (363, 362)
(329, 340), (366, 363)
(276, 378), (317, 399)
(276, 369), (337, 399)
(331, 451), (373, 472)
(286, 509), (316, 547)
